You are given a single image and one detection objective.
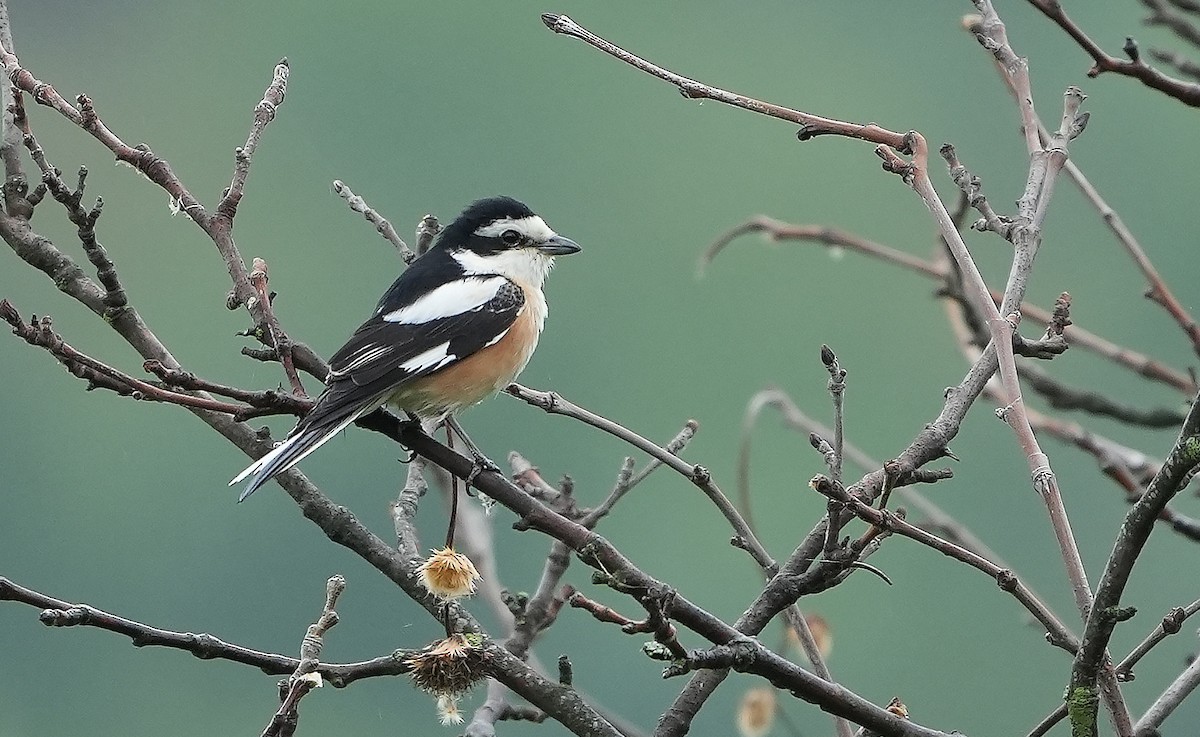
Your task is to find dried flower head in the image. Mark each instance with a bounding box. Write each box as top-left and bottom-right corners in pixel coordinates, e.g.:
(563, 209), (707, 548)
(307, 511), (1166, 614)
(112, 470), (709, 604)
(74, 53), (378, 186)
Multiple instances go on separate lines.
(406, 633), (488, 696)
(418, 547), (481, 599)
(436, 694), (464, 725)
(736, 687), (776, 737)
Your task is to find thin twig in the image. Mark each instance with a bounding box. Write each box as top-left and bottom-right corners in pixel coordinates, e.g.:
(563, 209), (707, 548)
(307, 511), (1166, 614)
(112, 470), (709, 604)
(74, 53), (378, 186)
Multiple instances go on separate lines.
(1142, 0), (1200, 48)
(0, 299), (275, 418)
(961, 8), (1132, 731)
(541, 13), (914, 152)
(1069, 392), (1200, 731)
(1132, 641), (1200, 736)
(1026, 705), (1068, 737)
(1149, 47), (1200, 81)
(973, 13), (1200, 359)
(587, 421), (698, 526)
(809, 475), (1079, 652)
(0, 42), (298, 374)
(260, 574), (344, 737)
(822, 345), (846, 486)
(702, 215), (1194, 394)
(1115, 599), (1200, 680)
(732, 390), (854, 737)
(1023, 0), (1200, 105)
(359, 411), (956, 737)
(332, 179), (415, 262)
(0, 39), (620, 737)
(218, 58), (289, 220)
(0, 575), (410, 688)
(247, 257), (306, 397)
(506, 383), (776, 573)
(537, 12), (1097, 736)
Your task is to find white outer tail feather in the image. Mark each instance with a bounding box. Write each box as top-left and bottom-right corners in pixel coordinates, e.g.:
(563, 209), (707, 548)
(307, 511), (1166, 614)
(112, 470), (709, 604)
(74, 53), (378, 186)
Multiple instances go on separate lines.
(229, 409), (370, 498)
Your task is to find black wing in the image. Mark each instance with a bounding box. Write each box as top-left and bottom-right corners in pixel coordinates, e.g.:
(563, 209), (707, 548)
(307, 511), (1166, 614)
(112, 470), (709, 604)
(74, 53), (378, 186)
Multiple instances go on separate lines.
(232, 277), (524, 500)
(327, 277), (525, 389)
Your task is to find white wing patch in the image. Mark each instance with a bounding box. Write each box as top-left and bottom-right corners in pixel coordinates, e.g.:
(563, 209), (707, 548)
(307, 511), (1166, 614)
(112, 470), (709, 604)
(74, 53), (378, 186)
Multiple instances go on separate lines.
(474, 215), (555, 241)
(400, 341), (455, 373)
(331, 344), (391, 375)
(380, 276), (509, 324)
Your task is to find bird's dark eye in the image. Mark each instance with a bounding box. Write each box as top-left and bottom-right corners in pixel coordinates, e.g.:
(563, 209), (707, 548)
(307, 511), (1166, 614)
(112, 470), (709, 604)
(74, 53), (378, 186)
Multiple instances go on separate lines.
(500, 229), (522, 246)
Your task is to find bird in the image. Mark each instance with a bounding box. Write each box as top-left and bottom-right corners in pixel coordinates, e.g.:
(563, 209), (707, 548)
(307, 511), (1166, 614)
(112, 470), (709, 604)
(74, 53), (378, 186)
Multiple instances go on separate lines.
(231, 196), (580, 500)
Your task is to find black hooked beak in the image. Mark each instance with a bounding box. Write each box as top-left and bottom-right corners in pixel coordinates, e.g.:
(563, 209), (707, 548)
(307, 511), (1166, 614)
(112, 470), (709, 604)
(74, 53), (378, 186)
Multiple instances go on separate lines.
(536, 235), (581, 256)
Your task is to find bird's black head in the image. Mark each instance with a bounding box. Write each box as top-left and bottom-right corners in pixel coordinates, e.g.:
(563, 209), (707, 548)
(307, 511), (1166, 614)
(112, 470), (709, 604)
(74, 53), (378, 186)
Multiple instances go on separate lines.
(434, 196), (581, 259)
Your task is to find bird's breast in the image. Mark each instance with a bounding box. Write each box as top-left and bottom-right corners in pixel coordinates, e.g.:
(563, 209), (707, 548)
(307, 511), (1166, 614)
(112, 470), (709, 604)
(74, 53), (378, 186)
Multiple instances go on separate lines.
(389, 284), (546, 419)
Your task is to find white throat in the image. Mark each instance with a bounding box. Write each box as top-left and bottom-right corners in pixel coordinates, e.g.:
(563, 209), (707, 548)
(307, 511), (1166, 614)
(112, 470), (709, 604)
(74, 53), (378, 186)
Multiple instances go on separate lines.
(451, 248), (553, 331)
(451, 248), (556, 290)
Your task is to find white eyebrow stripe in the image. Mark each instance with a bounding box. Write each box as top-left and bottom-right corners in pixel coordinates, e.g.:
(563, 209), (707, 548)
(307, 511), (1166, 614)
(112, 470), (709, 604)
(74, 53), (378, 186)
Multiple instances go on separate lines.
(381, 276), (509, 324)
(400, 341), (455, 373)
(473, 215), (555, 241)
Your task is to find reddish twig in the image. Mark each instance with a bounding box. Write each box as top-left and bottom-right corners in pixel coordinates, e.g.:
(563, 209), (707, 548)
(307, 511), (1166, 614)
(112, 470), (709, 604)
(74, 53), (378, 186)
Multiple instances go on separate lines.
(0, 299), (269, 418)
(0, 43), (205, 216)
(247, 257), (306, 397)
(142, 359), (311, 417)
(0, 41), (303, 383)
(569, 591), (687, 660)
(1024, 0), (1200, 105)
(809, 475), (1079, 652)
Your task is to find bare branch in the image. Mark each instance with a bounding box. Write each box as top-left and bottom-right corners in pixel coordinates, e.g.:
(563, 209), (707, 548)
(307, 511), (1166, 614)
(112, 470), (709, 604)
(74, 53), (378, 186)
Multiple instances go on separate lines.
(260, 574), (344, 737)
(0, 299), (265, 417)
(0, 575), (415, 688)
(506, 383), (776, 572)
(218, 58), (289, 220)
(332, 178), (415, 262)
(703, 216), (1195, 394)
(1132, 637), (1200, 736)
(360, 412), (956, 737)
(974, 14), (1200, 359)
(1023, 0), (1200, 105)
(808, 475), (1078, 652)
(247, 257), (306, 396)
(1069, 391), (1200, 726)
(541, 14), (914, 153)
(1115, 599), (1200, 680)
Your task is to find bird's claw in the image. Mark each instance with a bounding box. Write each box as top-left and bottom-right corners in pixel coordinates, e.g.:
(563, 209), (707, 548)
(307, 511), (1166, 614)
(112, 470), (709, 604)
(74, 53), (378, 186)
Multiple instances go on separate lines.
(464, 453), (501, 489)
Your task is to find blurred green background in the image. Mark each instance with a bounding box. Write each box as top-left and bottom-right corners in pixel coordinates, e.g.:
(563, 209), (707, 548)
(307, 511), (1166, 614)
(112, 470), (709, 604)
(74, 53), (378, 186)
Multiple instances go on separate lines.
(2, 1), (1198, 735)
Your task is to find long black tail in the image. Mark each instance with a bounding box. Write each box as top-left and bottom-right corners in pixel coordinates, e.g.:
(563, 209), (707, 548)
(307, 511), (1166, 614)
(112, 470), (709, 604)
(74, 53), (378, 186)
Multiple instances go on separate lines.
(230, 388), (386, 501)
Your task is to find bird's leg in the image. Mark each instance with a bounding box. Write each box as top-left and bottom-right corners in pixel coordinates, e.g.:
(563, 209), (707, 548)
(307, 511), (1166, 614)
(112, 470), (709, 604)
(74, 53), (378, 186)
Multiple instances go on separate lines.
(445, 423), (466, 514)
(389, 411), (422, 463)
(444, 416), (501, 486)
